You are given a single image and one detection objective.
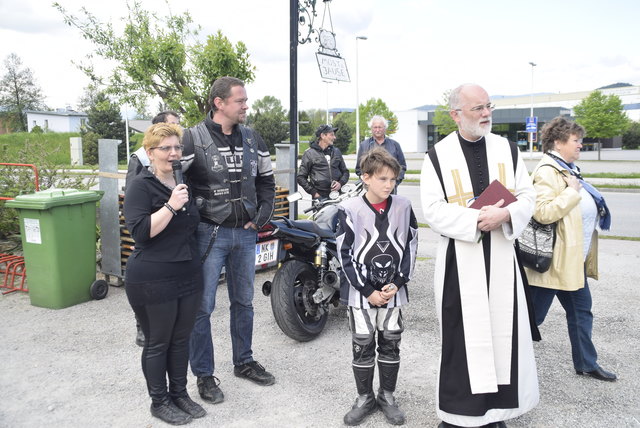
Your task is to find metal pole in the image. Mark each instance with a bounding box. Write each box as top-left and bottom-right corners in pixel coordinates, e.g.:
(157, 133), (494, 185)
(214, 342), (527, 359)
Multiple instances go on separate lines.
(355, 36), (367, 152)
(290, 0), (298, 218)
(324, 81), (330, 123)
(528, 61), (536, 159)
(125, 114), (130, 164)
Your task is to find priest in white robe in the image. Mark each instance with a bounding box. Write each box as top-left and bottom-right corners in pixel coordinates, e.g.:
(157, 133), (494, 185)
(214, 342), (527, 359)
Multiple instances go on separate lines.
(420, 84), (539, 428)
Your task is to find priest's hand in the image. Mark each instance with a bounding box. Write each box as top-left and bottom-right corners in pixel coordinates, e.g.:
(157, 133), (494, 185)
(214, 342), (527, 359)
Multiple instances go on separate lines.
(367, 290), (389, 307)
(477, 199), (511, 232)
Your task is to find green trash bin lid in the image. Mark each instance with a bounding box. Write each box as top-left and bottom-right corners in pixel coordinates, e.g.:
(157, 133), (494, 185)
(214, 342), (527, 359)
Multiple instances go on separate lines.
(5, 188), (103, 210)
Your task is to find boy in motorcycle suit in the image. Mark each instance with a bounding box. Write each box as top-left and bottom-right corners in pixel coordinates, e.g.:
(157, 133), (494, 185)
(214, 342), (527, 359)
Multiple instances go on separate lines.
(335, 147), (418, 426)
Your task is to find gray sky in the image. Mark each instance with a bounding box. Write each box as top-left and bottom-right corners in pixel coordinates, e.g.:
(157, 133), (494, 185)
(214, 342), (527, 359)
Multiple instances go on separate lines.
(1, 0), (638, 114)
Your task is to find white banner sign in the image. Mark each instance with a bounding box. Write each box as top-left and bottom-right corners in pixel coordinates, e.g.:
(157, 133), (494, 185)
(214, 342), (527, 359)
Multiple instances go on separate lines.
(316, 53), (350, 83)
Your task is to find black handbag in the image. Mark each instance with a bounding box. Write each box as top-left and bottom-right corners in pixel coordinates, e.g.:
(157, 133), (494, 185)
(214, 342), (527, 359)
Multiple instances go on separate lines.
(518, 218), (556, 273)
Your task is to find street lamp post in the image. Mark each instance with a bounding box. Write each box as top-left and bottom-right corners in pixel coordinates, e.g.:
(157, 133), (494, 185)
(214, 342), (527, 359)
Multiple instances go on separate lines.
(355, 36), (367, 151)
(323, 80), (332, 123)
(528, 61), (537, 159)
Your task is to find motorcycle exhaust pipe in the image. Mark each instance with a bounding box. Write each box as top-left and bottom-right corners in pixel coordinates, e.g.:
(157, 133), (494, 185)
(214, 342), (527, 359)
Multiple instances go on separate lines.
(262, 281), (272, 296)
(322, 271), (338, 287)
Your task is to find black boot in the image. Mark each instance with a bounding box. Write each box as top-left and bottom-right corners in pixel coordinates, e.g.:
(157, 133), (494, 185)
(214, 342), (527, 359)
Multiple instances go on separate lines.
(377, 360), (405, 425)
(344, 365), (377, 426)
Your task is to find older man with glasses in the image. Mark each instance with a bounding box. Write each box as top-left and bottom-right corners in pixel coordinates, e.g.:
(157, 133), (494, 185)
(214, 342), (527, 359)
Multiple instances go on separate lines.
(420, 84), (539, 428)
(355, 115), (406, 194)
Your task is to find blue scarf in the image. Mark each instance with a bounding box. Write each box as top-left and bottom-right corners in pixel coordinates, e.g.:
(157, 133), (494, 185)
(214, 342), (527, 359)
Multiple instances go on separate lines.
(547, 153), (611, 231)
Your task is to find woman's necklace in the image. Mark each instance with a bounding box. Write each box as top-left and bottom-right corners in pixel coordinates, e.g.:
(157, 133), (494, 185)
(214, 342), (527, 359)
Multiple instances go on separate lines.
(150, 166), (176, 189)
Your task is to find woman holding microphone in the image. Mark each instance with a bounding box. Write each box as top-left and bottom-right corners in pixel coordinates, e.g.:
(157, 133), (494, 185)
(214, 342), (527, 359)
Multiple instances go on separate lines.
(124, 123), (205, 424)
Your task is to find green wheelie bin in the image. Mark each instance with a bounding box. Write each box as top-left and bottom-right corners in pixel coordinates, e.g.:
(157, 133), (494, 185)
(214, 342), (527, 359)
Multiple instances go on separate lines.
(6, 189), (103, 309)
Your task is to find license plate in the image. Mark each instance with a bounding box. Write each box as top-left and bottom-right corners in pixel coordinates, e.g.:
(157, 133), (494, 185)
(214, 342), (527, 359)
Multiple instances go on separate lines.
(255, 239), (278, 266)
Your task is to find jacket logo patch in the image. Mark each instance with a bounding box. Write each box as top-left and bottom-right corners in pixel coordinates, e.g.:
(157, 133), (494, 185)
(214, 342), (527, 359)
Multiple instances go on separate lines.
(213, 188), (230, 196)
(211, 155), (224, 173)
(251, 160), (258, 177)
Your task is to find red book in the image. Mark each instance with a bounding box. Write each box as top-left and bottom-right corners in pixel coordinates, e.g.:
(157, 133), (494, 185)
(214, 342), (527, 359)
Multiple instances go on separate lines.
(469, 179), (517, 209)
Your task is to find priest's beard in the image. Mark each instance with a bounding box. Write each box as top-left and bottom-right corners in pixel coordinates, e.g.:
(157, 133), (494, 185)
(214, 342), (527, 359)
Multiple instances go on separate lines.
(459, 115), (493, 140)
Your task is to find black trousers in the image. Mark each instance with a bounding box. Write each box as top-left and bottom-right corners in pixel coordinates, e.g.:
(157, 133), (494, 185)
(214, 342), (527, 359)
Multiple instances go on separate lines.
(131, 291), (202, 404)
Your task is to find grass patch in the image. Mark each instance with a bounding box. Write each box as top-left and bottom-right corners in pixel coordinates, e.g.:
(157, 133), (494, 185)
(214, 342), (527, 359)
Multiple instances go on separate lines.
(583, 172), (640, 179)
(600, 235), (640, 241)
(0, 132), (79, 165)
(596, 184), (640, 189)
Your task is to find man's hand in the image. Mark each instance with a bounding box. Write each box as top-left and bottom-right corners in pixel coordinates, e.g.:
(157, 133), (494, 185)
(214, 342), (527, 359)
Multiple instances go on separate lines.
(331, 181), (342, 191)
(244, 221), (257, 230)
(367, 290), (389, 307)
(477, 199), (511, 232)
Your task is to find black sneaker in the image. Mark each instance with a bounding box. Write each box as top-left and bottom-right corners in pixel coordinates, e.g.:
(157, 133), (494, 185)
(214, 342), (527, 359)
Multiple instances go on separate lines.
(150, 401), (192, 425)
(197, 376), (224, 404)
(233, 361), (275, 386)
(173, 395), (206, 418)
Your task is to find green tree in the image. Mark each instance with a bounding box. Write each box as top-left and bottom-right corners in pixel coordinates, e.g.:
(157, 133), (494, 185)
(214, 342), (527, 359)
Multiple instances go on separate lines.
(622, 121), (640, 149)
(433, 90), (457, 138)
(83, 92), (130, 164)
(332, 113), (354, 154)
(54, 1), (255, 127)
(0, 53), (46, 132)
(76, 83), (100, 113)
(305, 108), (330, 133)
(574, 91), (630, 150)
(247, 95), (289, 154)
(358, 98), (398, 139)
(298, 110), (313, 137)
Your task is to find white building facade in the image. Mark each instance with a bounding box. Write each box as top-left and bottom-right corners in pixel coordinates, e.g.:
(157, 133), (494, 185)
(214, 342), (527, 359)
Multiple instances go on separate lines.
(392, 84), (640, 153)
(26, 109), (88, 133)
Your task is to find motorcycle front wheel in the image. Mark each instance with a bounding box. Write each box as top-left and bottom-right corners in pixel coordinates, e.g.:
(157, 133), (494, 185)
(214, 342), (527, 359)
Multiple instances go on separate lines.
(270, 259), (328, 342)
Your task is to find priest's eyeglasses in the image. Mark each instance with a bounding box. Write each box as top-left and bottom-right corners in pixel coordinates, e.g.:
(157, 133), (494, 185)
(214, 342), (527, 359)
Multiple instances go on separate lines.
(455, 103), (495, 113)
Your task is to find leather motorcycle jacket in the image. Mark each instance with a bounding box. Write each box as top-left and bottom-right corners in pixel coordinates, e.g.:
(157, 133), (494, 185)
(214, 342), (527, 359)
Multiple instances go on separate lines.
(183, 116), (275, 228)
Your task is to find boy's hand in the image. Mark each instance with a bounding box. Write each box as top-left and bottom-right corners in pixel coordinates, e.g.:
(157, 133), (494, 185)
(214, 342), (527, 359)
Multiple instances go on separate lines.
(367, 290), (388, 307)
(380, 283), (398, 300)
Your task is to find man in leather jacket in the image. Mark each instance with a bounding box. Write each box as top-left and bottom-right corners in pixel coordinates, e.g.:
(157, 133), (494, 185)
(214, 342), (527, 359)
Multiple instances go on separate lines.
(182, 77), (276, 405)
(297, 124), (350, 200)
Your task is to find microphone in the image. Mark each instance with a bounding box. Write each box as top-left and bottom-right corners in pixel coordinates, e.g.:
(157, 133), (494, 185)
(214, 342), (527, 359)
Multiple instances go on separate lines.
(172, 160), (184, 185)
(172, 160), (187, 211)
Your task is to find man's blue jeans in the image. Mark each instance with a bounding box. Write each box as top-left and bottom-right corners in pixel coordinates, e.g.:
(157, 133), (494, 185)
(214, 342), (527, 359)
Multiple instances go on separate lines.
(530, 275), (598, 372)
(189, 223), (257, 377)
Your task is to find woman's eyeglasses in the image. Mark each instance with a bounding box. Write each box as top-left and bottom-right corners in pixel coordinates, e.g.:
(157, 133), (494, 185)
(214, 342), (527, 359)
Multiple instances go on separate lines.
(151, 145), (184, 152)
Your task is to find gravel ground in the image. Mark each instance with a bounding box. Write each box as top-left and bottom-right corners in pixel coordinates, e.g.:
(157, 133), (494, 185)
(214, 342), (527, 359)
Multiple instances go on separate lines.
(1, 229), (638, 427)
